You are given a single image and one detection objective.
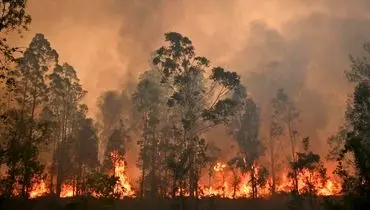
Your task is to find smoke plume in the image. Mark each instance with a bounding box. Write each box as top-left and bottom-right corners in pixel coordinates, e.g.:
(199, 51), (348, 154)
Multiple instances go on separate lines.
(14, 0), (370, 167)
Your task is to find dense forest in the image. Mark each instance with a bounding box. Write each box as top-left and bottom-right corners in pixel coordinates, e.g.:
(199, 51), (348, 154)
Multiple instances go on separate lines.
(1, 1), (370, 210)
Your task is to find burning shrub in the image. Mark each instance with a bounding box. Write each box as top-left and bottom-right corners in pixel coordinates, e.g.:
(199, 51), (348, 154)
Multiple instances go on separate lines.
(86, 172), (120, 199)
(289, 137), (328, 196)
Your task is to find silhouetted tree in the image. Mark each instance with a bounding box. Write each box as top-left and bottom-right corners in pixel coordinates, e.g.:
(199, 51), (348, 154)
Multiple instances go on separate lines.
(72, 105), (99, 195)
(289, 137), (328, 209)
(0, 0), (31, 75)
(228, 85), (266, 198)
(132, 69), (169, 198)
(0, 33), (56, 198)
(152, 32), (240, 198)
(271, 88), (300, 194)
(102, 120), (129, 174)
(48, 62), (86, 196)
(96, 90), (132, 162)
(86, 171), (120, 199)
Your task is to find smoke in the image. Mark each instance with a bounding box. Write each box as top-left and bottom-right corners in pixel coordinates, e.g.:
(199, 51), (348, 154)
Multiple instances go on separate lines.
(14, 0), (370, 166)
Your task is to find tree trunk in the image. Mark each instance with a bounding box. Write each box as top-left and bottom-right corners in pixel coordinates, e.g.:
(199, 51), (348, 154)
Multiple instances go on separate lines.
(150, 156), (157, 198)
(287, 122), (299, 195)
(150, 125), (158, 198)
(269, 137), (276, 195)
(172, 175), (177, 199)
(21, 91), (37, 198)
(140, 162), (145, 198)
(56, 141), (63, 197)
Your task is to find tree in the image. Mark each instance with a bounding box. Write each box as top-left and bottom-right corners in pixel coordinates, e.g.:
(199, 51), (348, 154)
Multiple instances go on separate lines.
(102, 120), (130, 174)
(289, 137), (328, 209)
(0, 33), (56, 198)
(0, 109), (52, 198)
(132, 69), (168, 198)
(271, 88), (300, 194)
(96, 90), (132, 163)
(228, 85), (266, 198)
(0, 0), (32, 80)
(152, 32), (240, 198)
(268, 99), (284, 194)
(333, 42), (370, 201)
(86, 171), (120, 199)
(47, 62), (86, 196)
(72, 105), (99, 196)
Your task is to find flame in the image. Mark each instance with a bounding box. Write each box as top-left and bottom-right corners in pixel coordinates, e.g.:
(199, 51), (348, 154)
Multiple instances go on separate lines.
(110, 151), (135, 198)
(60, 184), (74, 198)
(273, 169), (341, 196)
(29, 180), (48, 199)
(29, 181), (74, 198)
(199, 161), (270, 198)
(29, 151), (135, 198)
(29, 158), (340, 199)
(197, 161), (341, 198)
(213, 162), (227, 172)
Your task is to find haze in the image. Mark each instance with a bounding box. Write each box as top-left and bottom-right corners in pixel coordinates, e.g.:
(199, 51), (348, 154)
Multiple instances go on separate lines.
(14, 0), (370, 157)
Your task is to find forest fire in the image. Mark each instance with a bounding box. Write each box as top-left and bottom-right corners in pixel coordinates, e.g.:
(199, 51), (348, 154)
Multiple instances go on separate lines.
(110, 151), (135, 198)
(29, 182), (74, 198)
(29, 181), (47, 198)
(197, 161), (341, 198)
(60, 184), (74, 198)
(28, 159), (341, 199)
(29, 151), (135, 198)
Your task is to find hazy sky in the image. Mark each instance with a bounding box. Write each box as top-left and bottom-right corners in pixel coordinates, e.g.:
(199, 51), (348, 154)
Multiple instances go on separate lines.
(15, 0), (370, 160)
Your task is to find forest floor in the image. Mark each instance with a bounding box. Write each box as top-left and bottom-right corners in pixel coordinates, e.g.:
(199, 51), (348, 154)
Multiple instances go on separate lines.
(0, 195), (345, 210)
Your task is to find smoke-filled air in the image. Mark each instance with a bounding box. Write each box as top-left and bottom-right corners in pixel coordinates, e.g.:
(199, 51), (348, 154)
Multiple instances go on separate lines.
(1, 0), (370, 210)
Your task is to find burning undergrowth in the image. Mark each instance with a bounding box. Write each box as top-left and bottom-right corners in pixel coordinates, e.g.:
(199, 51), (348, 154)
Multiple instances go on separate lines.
(28, 151), (135, 199)
(28, 158), (341, 199)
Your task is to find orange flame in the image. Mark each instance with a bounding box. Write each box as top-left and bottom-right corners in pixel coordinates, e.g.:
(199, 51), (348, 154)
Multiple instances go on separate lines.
(198, 161), (341, 198)
(110, 151), (135, 198)
(30, 151), (135, 198)
(60, 184), (74, 198)
(29, 159), (340, 199)
(29, 180), (48, 199)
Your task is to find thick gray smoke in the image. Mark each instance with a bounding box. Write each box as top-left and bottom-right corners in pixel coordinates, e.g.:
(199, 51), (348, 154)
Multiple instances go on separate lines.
(14, 0), (370, 160)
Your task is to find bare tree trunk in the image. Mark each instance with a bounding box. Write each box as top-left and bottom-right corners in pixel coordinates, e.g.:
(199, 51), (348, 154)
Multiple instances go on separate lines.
(171, 176), (177, 199)
(287, 122), (299, 195)
(269, 137), (276, 195)
(251, 164), (257, 199)
(21, 91), (37, 198)
(140, 162), (145, 198)
(150, 126), (158, 198)
(56, 141), (63, 197)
